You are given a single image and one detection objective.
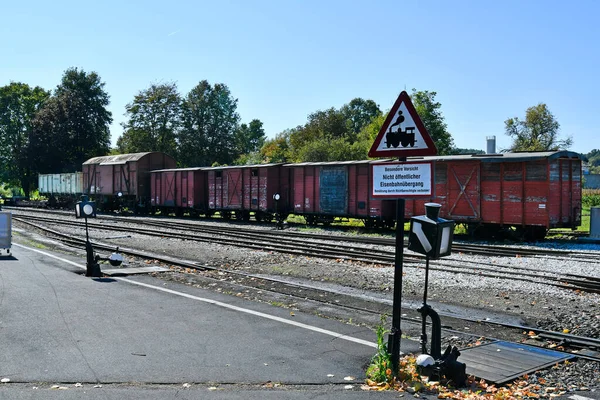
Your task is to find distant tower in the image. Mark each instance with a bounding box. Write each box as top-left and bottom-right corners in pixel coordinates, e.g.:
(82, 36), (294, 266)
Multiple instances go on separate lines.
(486, 136), (496, 154)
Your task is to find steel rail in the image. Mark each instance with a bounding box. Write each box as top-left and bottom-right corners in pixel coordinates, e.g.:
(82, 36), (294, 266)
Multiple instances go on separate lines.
(14, 214), (600, 295)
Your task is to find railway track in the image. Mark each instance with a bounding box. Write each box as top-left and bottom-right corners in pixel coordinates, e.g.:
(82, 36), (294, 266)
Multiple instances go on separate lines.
(13, 212), (600, 294)
(7, 206), (598, 260)
(12, 214), (600, 364)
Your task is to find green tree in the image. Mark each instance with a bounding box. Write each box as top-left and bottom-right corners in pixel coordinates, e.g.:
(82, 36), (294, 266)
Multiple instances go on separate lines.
(263, 98), (381, 163)
(450, 147), (485, 155)
(117, 82), (180, 156)
(178, 80), (240, 167)
(29, 68), (112, 174)
(340, 98), (381, 140)
(260, 130), (292, 163)
(410, 89), (454, 155)
(288, 108), (348, 160)
(30, 95), (71, 175)
(234, 119), (266, 157)
(504, 103), (572, 152)
(585, 149), (600, 167)
(0, 82), (50, 195)
(296, 136), (365, 162)
(354, 114), (385, 158)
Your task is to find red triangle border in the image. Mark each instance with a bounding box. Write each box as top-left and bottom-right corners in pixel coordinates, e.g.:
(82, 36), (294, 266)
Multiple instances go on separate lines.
(368, 91), (438, 158)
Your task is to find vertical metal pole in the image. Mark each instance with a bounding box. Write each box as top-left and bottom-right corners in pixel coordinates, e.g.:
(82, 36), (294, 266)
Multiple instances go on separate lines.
(423, 255), (430, 304)
(85, 216), (94, 276)
(388, 156), (407, 374)
(421, 255), (430, 354)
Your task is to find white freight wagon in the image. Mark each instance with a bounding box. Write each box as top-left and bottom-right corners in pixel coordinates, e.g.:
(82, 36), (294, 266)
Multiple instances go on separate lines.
(38, 172), (83, 196)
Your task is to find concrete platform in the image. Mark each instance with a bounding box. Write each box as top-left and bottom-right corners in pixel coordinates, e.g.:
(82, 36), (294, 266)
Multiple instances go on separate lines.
(0, 243), (420, 399)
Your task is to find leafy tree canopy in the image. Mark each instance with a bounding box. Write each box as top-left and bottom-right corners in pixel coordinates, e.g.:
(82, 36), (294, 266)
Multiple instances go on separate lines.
(582, 149), (600, 174)
(178, 80), (240, 167)
(410, 89), (454, 155)
(259, 130), (292, 164)
(234, 119), (266, 158)
(340, 98), (381, 140)
(281, 98), (381, 162)
(504, 103), (572, 152)
(117, 82), (181, 157)
(0, 82), (49, 194)
(55, 68), (112, 165)
(29, 67), (112, 175)
(450, 148), (485, 155)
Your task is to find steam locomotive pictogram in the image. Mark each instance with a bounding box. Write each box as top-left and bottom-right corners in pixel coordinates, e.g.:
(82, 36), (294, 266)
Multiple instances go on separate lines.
(385, 110), (416, 148)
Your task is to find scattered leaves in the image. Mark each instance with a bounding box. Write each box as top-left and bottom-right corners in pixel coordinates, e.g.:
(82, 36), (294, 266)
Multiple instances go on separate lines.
(363, 354), (574, 399)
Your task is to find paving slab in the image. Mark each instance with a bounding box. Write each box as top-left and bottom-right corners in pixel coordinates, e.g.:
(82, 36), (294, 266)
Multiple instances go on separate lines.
(102, 266), (170, 275)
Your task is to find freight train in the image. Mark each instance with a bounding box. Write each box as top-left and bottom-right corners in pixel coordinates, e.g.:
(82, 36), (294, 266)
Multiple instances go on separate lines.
(37, 150), (582, 240)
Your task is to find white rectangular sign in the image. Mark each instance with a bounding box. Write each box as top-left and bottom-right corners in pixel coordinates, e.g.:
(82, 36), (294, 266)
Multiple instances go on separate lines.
(371, 162), (433, 198)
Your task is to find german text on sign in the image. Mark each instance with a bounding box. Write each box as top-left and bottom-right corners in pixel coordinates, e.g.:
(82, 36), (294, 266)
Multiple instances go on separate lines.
(371, 162), (433, 198)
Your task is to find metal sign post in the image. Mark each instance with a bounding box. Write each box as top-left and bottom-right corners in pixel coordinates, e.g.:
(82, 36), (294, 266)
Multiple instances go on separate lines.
(388, 185), (405, 373)
(75, 196), (123, 276)
(368, 91), (438, 376)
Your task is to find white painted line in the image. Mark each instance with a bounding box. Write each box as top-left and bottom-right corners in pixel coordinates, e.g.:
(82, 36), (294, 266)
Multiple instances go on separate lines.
(569, 395), (594, 400)
(13, 243), (377, 348)
(118, 277), (376, 348)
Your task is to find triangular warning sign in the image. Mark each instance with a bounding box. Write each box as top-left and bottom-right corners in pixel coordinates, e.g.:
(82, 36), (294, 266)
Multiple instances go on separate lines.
(369, 91), (437, 158)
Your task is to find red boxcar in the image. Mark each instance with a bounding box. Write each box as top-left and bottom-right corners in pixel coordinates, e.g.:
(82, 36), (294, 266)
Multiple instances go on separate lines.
(82, 152), (176, 211)
(285, 160), (396, 227)
(398, 150), (582, 239)
(205, 164), (291, 221)
(150, 167), (207, 216)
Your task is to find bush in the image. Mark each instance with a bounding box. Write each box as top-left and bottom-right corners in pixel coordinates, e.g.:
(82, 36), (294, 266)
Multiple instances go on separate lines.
(0, 183), (13, 198)
(583, 189), (600, 208)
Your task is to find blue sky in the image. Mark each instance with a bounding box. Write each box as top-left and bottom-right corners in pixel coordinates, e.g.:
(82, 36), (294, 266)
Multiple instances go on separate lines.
(2, 0), (598, 154)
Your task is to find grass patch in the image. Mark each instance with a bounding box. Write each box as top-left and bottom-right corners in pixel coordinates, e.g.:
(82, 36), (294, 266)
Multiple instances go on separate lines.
(12, 233), (48, 249)
(583, 189), (600, 208)
(269, 301), (287, 308)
